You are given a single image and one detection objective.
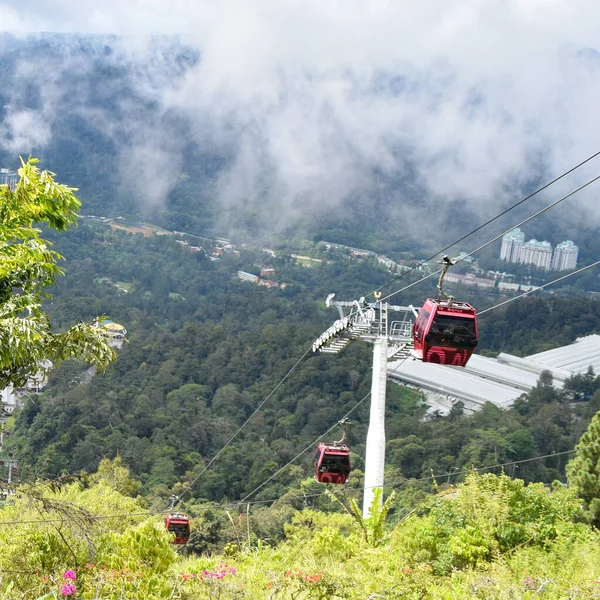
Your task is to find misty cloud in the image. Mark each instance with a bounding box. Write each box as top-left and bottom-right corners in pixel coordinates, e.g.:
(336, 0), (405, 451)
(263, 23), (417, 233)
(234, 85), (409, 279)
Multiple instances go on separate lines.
(2, 0), (600, 237)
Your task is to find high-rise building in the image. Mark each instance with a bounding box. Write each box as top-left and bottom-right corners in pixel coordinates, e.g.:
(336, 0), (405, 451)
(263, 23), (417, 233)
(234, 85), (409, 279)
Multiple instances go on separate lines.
(552, 240), (578, 271)
(520, 240), (553, 270)
(500, 228), (525, 262)
(0, 168), (18, 190)
(499, 227), (579, 271)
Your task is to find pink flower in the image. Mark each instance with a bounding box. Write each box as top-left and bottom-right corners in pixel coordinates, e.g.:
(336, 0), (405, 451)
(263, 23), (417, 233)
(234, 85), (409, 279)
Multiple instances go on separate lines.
(523, 577), (536, 590)
(63, 570), (76, 581)
(60, 583), (77, 596)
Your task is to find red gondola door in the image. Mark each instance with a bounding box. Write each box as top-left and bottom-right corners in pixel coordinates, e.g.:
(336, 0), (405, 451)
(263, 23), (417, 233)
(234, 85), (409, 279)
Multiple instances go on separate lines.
(165, 512), (191, 544)
(313, 443), (351, 484)
(413, 298), (478, 367)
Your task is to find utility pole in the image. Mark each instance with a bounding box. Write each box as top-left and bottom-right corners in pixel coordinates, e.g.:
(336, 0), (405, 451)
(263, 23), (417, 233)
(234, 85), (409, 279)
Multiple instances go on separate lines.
(313, 293), (416, 517)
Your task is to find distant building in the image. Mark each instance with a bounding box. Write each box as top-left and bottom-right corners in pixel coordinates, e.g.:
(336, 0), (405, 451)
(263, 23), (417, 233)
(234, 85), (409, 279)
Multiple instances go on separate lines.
(500, 228), (579, 272)
(260, 267), (276, 278)
(500, 228), (525, 262)
(552, 240), (578, 271)
(520, 239), (553, 270)
(0, 360), (51, 413)
(0, 168), (18, 191)
(0, 387), (17, 413)
(445, 273), (495, 289)
(497, 282), (520, 292)
(238, 271), (259, 283)
(258, 279), (279, 288)
(93, 318), (127, 349)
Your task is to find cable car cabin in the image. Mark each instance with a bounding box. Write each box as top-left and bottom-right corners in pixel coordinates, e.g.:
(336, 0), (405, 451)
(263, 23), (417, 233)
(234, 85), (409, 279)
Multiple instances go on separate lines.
(313, 443), (351, 484)
(413, 298), (478, 367)
(165, 512), (190, 545)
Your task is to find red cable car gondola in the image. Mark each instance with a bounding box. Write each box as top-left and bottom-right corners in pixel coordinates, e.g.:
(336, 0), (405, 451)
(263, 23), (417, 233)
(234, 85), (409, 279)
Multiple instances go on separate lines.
(313, 419), (351, 484)
(165, 512), (191, 545)
(412, 256), (478, 367)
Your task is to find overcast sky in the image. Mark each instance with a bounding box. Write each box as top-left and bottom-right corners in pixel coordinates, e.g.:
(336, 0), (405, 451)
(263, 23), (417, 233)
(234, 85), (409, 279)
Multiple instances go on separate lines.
(2, 0), (600, 234)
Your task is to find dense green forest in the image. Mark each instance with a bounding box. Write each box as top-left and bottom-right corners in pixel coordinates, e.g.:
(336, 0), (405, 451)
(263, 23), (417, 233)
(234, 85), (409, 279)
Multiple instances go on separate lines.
(0, 159), (599, 598)
(5, 219), (600, 514)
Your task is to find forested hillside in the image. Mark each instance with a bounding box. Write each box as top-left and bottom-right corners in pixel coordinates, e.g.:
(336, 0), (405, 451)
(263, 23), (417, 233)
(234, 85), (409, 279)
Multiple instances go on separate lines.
(5, 219), (600, 516)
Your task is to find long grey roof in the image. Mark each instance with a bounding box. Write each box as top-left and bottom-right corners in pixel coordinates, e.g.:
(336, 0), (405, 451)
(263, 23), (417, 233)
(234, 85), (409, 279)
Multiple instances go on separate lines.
(388, 355), (527, 410)
(522, 334), (600, 374)
(387, 334), (600, 413)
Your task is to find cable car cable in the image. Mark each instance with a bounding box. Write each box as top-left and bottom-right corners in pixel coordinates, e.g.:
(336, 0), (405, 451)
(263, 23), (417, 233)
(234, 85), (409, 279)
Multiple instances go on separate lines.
(8, 255), (598, 526)
(167, 344), (313, 509)
(7, 170), (600, 527)
(370, 149), (600, 299)
(223, 243), (600, 509)
(235, 390), (371, 506)
(379, 173), (600, 304)
(211, 444), (597, 511)
(477, 258), (600, 316)
(1, 444), (597, 526)
(233, 356), (410, 506)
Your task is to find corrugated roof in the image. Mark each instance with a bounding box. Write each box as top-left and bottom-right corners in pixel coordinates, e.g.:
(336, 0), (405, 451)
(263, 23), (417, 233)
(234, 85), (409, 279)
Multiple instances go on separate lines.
(388, 356), (525, 411)
(387, 334), (600, 413)
(524, 334), (600, 374)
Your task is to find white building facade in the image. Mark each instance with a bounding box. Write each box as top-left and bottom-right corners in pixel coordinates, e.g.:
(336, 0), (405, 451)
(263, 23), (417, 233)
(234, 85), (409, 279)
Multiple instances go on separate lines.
(0, 169), (18, 190)
(552, 240), (578, 271)
(500, 228), (525, 262)
(519, 240), (553, 270)
(500, 229), (579, 272)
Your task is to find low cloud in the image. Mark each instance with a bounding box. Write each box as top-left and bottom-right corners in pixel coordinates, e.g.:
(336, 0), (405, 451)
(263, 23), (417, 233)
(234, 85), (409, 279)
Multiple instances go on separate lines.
(2, 1), (600, 238)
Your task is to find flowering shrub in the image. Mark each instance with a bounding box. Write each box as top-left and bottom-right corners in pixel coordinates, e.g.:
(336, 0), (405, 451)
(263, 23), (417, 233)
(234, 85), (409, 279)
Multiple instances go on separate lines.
(59, 570), (77, 597)
(263, 570), (339, 599)
(180, 563), (237, 582)
(523, 577), (536, 590)
(59, 582), (76, 597)
(176, 562), (239, 599)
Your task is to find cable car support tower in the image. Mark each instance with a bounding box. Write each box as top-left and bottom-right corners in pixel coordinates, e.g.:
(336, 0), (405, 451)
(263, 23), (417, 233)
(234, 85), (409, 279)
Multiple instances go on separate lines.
(313, 293), (416, 518)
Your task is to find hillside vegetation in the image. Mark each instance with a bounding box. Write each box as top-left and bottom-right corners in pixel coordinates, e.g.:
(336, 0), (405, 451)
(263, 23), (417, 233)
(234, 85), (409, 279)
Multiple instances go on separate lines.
(1, 463), (599, 599)
(2, 162), (600, 598)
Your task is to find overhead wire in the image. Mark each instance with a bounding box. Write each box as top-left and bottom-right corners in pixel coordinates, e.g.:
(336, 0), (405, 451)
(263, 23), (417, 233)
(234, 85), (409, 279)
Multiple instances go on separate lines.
(171, 344), (314, 508)
(220, 446), (587, 511)
(165, 157), (600, 508)
(370, 149), (600, 299)
(379, 173), (600, 304)
(8, 156), (600, 526)
(212, 251), (600, 512)
(234, 356), (410, 506)
(478, 258), (600, 315)
(0, 445), (586, 526)
(167, 246), (600, 512)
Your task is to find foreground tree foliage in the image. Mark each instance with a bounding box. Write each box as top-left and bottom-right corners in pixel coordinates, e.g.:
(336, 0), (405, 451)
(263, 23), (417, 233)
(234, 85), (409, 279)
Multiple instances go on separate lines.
(0, 465), (598, 599)
(567, 410), (600, 528)
(0, 158), (115, 388)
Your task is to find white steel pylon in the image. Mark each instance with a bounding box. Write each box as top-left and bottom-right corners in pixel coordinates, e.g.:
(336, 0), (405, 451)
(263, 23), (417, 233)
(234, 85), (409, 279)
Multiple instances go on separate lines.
(313, 294), (416, 517)
(363, 335), (388, 517)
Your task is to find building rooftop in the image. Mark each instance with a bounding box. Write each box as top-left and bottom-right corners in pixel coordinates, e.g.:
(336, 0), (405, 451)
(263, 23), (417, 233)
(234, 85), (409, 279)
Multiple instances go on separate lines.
(388, 334), (600, 413)
(522, 334), (600, 374)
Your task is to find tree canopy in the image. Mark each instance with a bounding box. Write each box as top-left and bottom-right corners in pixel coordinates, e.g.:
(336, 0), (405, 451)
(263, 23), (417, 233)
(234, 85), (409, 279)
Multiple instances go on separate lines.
(0, 157), (116, 388)
(567, 410), (600, 528)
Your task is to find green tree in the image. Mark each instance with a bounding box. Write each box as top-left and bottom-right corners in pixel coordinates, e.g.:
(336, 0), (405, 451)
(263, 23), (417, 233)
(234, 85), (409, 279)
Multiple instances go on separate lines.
(566, 410), (600, 527)
(0, 157), (116, 388)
